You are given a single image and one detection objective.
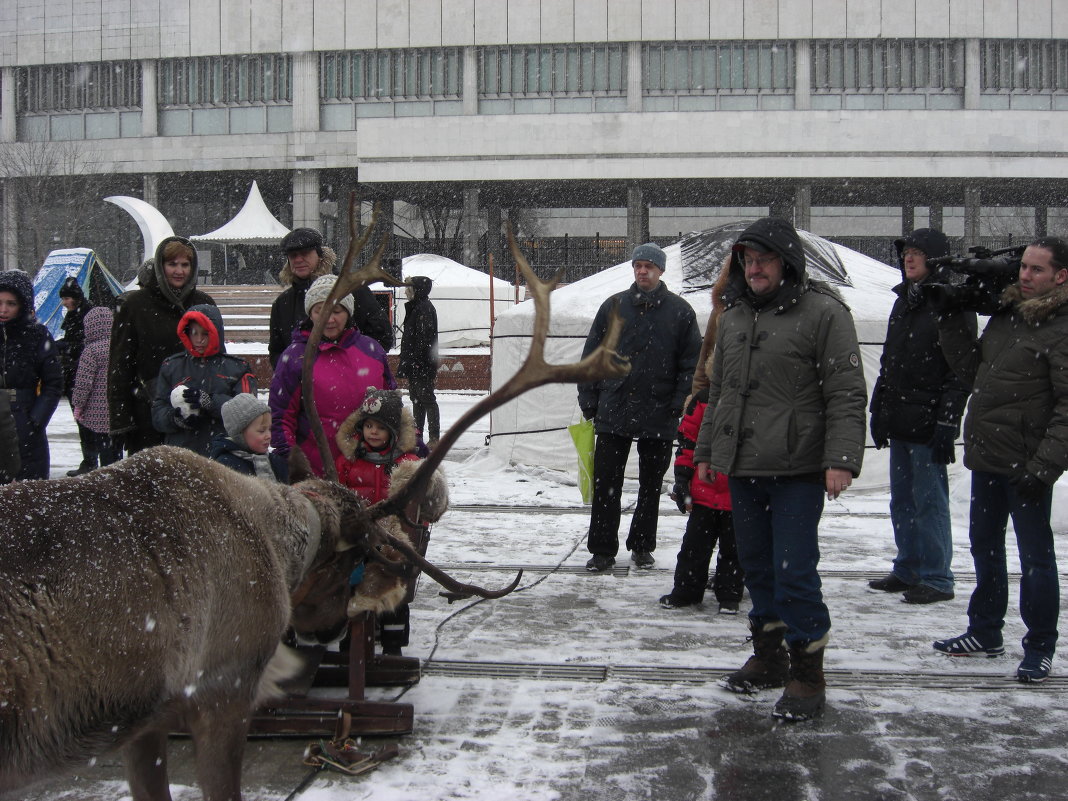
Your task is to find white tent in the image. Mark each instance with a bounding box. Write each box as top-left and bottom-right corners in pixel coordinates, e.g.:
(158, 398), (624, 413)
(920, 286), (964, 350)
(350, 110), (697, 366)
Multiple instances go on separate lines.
(488, 230), (905, 489)
(189, 181), (290, 245)
(373, 253), (516, 348)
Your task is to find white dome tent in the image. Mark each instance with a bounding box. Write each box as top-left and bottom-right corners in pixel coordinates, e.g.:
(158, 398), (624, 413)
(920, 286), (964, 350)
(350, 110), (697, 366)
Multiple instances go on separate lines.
(488, 224), (906, 490)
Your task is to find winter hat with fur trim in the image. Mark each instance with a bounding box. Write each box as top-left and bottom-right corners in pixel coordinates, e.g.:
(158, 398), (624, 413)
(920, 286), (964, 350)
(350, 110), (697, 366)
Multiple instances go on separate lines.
(355, 387), (403, 440)
(304, 274), (355, 318)
(222, 393), (270, 443)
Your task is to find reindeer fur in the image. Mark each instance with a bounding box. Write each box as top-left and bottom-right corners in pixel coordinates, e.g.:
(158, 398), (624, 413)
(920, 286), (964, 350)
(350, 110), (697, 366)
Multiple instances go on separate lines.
(0, 446), (370, 801)
(348, 459), (449, 616)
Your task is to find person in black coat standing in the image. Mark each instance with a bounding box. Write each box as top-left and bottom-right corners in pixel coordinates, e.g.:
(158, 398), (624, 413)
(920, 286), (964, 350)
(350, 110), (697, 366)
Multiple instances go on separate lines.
(578, 243), (701, 573)
(108, 236), (215, 455)
(268, 228), (394, 367)
(869, 229), (975, 605)
(0, 269), (63, 480)
(397, 275), (440, 444)
(57, 276), (97, 475)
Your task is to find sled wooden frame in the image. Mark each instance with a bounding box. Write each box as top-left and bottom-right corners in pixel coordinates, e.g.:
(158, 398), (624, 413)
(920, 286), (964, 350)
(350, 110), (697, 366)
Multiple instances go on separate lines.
(249, 610), (419, 737)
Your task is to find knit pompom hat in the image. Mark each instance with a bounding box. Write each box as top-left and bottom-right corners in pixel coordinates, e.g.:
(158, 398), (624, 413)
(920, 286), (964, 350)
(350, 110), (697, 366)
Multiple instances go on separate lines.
(304, 274), (355, 318)
(221, 393), (270, 443)
(355, 387), (403, 440)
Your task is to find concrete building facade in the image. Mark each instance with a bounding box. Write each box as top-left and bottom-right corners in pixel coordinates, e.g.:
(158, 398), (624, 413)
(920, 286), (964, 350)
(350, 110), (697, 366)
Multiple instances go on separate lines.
(1, 0), (1066, 276)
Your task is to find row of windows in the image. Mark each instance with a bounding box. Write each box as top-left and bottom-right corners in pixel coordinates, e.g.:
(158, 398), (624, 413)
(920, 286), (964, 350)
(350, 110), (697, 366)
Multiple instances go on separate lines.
(14, 39), (1068, 113)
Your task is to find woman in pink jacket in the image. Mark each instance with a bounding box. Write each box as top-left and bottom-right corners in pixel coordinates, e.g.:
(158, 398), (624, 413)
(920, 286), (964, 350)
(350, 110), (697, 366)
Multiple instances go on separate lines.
(268, 275), (395, 476)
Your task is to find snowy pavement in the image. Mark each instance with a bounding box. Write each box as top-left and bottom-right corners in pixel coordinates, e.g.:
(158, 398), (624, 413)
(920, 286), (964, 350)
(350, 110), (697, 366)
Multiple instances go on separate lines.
(16, 393), (1068, 801)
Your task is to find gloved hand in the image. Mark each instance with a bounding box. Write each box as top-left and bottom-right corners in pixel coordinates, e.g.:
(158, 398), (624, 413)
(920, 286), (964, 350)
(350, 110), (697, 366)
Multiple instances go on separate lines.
(173, 409), (196, 429)
(580, 405), (597, 421)
(183, 387), (213, 411)
(1012, 471), (1049, 504)
(928, 424), (957, 465)
(671, 466), (694, 513)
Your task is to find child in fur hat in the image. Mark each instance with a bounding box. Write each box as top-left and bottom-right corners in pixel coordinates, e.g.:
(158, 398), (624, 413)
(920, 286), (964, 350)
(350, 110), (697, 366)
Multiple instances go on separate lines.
(210, 393), (288, 483)
(336, 387), (440, 656)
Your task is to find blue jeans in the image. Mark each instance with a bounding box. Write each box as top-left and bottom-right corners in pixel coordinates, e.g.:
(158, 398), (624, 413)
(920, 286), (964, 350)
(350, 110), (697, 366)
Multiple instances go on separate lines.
(728, 476), (829, 647)
(888, 439), (954, 592)
(966, 471), (1059, 656)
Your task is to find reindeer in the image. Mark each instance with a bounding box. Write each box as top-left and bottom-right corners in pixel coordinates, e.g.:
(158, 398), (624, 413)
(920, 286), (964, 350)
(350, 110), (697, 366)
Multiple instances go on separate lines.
(0, 199), (630, 801)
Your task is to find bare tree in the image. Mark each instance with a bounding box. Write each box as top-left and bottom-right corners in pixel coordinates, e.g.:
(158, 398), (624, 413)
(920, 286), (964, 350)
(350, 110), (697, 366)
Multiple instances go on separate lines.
(0, 140), (100, 273)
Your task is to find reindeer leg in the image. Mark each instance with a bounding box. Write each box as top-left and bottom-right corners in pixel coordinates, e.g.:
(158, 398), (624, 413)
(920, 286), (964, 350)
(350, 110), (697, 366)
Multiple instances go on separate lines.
(188, 699), (250, 801)
(124, 728), (173, 801)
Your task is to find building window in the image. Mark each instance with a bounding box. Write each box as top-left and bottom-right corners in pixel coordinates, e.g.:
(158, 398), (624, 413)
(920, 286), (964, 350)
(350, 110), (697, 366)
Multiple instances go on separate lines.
(18, 61), (142, 112)
(320, 49), (462, 100)
(643, 42), (794, 93)
(811, 39), (964, 92)
(158, 55), (291, 106)
(479, 44), (626, 96)
(981, 40), (1068, 92)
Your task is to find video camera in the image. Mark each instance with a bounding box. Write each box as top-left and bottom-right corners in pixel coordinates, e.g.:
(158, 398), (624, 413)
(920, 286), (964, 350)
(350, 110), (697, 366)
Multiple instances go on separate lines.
(920, 244), (1025, 314)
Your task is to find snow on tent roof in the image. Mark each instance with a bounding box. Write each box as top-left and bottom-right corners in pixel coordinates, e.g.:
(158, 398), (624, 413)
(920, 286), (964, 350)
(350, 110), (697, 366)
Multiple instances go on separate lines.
(371, 253), (516, 348)
(487, 225), (903, 489)
(33, 248), (124, 338)
(189, 181), (290, 245)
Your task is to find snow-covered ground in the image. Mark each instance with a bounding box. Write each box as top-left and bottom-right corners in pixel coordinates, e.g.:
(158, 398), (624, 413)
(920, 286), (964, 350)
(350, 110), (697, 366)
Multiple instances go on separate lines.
(20, 394), (1068, 800)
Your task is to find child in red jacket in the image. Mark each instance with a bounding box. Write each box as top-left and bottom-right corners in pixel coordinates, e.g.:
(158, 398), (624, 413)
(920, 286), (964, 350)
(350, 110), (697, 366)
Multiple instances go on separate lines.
(661, 387), (744, 613)
(336, 387), (421, 654)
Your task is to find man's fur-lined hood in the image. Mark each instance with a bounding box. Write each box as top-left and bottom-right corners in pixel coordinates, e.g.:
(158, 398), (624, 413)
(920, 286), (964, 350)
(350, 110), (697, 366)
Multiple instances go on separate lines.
(1001, 280), (1068, 326)
(336, 403), (418, 460)
(278, 246), (336, 287)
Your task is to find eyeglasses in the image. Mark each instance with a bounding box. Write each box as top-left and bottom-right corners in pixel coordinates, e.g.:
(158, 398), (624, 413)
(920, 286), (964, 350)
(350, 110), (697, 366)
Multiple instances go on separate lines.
(743, 252), (781, 268)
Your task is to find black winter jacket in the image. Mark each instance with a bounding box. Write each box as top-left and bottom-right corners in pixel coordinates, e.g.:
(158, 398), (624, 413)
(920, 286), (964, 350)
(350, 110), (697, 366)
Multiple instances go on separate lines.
(0, 388), (19, 483)
(397, 276), (438, 379)
(0, 270), (64, 480)
(209, 434), (288, 483)
(108, 236), (216, 436)
(578, 280), (701, 440)
(58, 298), (92, 397)
(268, 248), (394, 366)
(870, 278), (974, 444)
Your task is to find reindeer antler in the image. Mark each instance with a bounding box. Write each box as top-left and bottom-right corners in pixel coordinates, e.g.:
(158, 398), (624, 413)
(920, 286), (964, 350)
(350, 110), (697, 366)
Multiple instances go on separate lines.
(301, 192), (406, 480)
(370, 224), (631, 526)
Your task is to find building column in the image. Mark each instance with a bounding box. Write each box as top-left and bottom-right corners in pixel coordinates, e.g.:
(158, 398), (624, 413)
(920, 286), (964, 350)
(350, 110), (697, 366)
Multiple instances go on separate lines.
(626, 42), (642, 113)
(1, 66), (16, 142)
(292, 169), (321, 231)
(142, 174), (159, 208)
(626, 183), (649, 252)
(2, 180), (16, 270)
(140, 59), (158, 137)
(1034, 206), (1048, 238)
(292, 52), (320, 132)
(463, 46), (478, 115)
(793, 184), (811, 231)
(461, 186), (480, 266)
(794, 39), (811, 111)
(901, 206), (915, 235)
(929, 203), (944, 232)
(964, 39), (981, 110)
(485, 203), (502, 265)
(963, 185), (981, 243)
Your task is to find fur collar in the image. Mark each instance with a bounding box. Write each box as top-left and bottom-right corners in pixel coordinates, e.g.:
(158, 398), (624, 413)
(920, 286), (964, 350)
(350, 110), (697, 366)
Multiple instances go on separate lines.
(1001, 280), (1068, 326)
(336, 406), (418, 461)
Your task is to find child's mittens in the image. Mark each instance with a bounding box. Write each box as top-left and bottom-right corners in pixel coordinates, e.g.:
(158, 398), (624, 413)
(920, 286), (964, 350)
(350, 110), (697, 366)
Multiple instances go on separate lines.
(170, 384), (202, 420)
(182, 386), (213, 411)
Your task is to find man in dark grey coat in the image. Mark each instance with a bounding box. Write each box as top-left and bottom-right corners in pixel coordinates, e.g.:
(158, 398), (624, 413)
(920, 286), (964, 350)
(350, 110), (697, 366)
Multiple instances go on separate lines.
(694, 217), (867, 722)
(578, 243), (700, 574)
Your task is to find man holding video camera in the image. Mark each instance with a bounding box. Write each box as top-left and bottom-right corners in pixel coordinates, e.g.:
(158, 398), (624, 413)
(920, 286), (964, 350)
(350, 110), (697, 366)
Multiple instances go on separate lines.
(934, 236), (1068, 683)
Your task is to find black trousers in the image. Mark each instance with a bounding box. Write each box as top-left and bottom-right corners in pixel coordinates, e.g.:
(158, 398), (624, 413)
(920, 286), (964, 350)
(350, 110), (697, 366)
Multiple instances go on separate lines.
(408, 373), (440, 442)
(586, 432), (673, 557)
(671, 505), (744, 604)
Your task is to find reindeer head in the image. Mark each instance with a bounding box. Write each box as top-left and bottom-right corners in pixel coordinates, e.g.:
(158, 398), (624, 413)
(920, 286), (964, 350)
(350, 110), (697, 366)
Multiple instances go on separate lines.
(293, 195), (631, 620)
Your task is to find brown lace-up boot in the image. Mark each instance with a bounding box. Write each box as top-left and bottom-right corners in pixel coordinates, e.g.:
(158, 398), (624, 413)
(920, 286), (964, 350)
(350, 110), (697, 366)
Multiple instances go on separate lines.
(772, 634), (829, 721)
(721, 620), (789, 694)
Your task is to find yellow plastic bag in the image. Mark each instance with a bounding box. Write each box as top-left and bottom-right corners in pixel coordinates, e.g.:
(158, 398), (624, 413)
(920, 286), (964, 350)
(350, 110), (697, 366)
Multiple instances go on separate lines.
(568, 419), (595, 504)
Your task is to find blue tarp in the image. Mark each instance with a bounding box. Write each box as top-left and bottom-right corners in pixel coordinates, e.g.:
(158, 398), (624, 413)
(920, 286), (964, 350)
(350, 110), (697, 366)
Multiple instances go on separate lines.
(33, 248), (124, 338)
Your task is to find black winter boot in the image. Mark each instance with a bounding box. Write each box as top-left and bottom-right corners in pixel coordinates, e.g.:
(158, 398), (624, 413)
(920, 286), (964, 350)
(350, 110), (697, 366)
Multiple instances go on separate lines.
(772, 634), (828, 721)
(721, 620), (789, 694)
